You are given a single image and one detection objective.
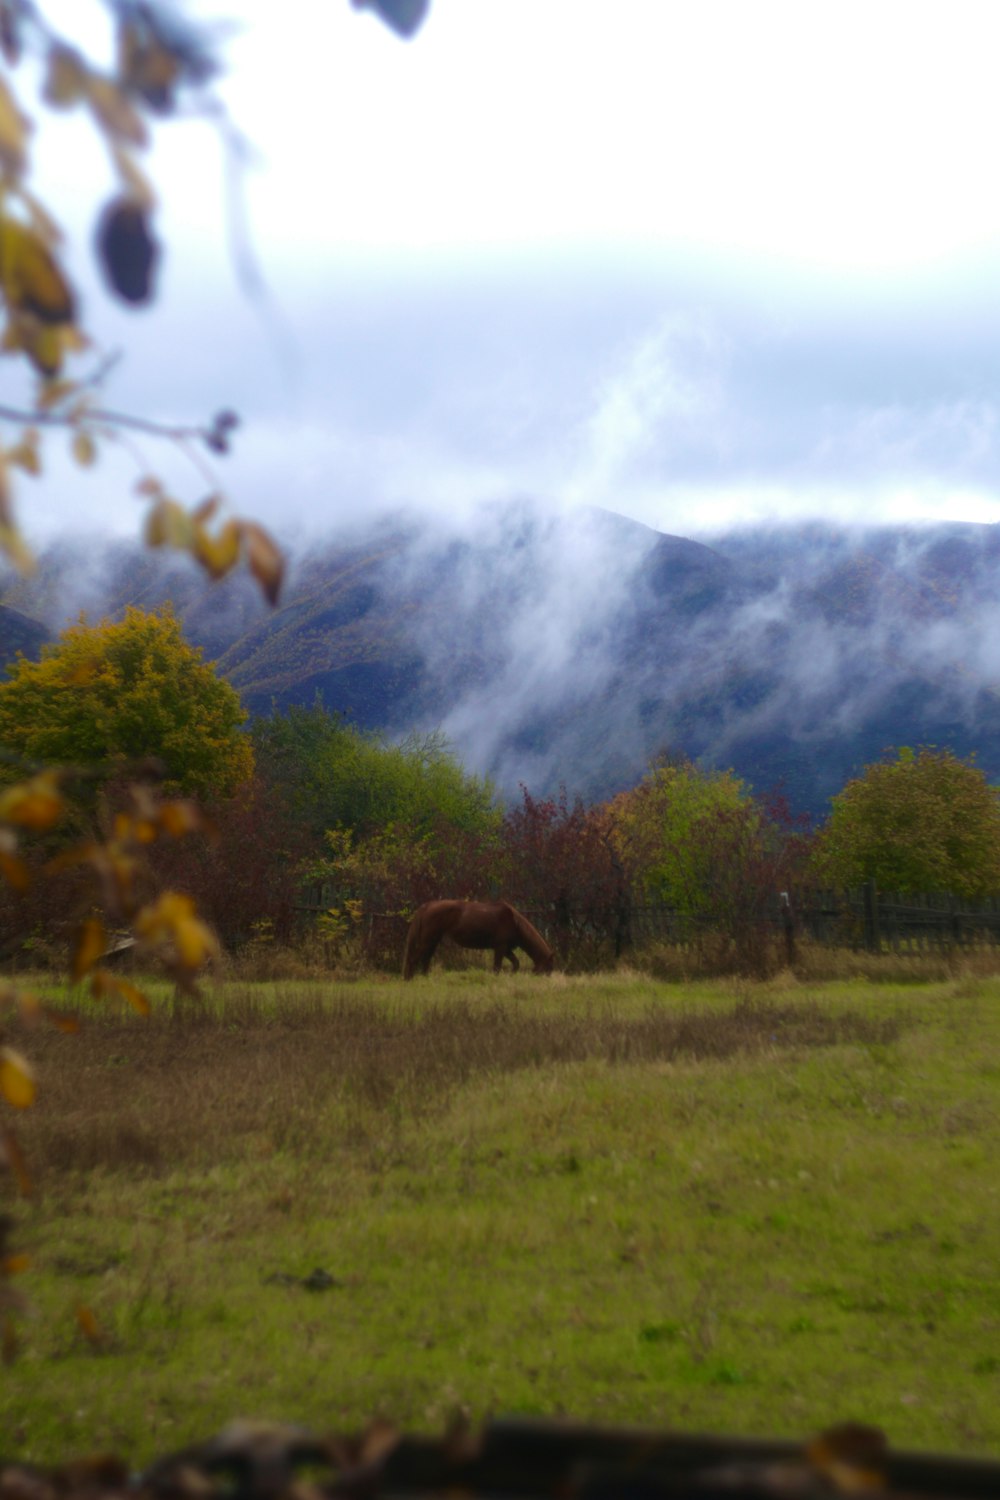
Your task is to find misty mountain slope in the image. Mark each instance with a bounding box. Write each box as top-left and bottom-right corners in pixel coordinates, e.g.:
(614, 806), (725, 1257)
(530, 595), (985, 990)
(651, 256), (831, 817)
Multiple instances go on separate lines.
(0, 604), (48, 666)
(4, 505), (1000, 818)
(213, 538), (426, 723)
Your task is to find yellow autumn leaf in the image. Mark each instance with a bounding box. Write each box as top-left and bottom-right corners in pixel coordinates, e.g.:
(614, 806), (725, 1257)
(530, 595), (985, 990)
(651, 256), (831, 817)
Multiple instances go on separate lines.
(145, 496), (192, 549)
(241, 521), (285, 605)
(45, 840), (95, 876)
(114, 977), (151, 1018)
(174, 911), (218, 969)
(1, 1252), (30, 1276)
(6, 429), (41, 475)
(0, 771), (63, 830)
(75, 1303), (103, 1346)
(43, 44), (89, 109)
(88, 968), (114, 1001)
(58, 322), (88, 354)
(807, 1424), (887, 1494)
(0, 520), (35, 575)
(91, 970), (150, 1017)
(5, 314), (76, 378)
(0, 848), (30, 893)
(0, 1047), (36, 1110)
(37, 377), (78, 411)
(136, 891), (218, 970)
(134, 889), (192, 942)
(0, 1123), (32, 1196)
(71, 429), (96, 467)
(18, 186), (65, 251)
(0, 216), (76, 324)
(72, 916), (107, 982)
(86, 75), (148, 147)
(40, 1005), (79, 1034)
(193, 516), (241, 579)
(193, 494), (221, 524)
(118, 20), (180, 113)
(157, 800), (203, 838)
(21, 321), (63, 377)
(0, 74), (27, 178)
(13, 991), (40, 1025)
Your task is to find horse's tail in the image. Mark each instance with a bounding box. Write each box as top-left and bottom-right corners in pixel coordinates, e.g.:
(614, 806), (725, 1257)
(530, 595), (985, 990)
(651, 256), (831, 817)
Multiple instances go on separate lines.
(402, 905), (425, 980)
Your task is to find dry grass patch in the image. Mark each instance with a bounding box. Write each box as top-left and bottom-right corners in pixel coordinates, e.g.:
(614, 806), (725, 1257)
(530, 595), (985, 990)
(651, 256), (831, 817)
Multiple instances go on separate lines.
(15, 987), (902, 1177)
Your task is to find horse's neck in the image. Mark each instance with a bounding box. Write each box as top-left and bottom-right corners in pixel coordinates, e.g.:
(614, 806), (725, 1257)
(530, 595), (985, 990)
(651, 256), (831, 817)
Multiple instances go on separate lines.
(515, 915), (547, 959)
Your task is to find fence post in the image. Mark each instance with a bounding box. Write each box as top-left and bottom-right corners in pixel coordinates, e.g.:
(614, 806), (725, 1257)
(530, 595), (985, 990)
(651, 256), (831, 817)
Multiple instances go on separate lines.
(780, 891), (796, 966)
(863, 879), (880, 953)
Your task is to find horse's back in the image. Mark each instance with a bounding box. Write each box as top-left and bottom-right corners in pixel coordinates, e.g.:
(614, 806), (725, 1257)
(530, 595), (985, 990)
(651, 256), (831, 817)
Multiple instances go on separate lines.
(405, 899), (552, 975)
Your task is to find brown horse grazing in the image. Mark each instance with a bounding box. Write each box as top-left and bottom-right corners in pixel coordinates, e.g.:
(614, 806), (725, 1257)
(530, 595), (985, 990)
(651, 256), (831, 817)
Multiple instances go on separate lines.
(403, 899), (554, 980)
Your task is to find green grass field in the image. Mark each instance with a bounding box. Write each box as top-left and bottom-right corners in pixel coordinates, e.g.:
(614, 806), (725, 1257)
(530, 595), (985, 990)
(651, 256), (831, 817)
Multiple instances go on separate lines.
(2, 966), (998, 1464)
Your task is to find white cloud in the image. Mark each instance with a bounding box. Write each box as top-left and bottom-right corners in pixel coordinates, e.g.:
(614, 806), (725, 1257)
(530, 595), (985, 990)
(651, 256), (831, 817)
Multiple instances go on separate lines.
(6, 2), (1000, 557)
(565, 315), (730, 507)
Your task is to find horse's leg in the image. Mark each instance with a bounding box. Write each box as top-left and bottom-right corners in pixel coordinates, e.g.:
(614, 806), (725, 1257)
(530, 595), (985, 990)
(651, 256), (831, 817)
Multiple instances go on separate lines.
(508, 948), (520, 974)
(421, 935), (442, 975)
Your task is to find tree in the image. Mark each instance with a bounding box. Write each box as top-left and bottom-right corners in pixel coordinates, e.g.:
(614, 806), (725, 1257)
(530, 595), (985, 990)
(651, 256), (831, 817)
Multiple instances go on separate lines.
(0, 605), (252, 802)
(607, 759), (754, 918)
(811, 746), (1000, 898)
(252, 702), (503, 968)
(605, 759), (809, 973)
(252, 701), (497, 845)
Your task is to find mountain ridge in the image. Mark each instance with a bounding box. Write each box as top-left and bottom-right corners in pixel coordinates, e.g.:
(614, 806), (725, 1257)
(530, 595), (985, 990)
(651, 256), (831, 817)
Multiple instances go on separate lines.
(4, 506), (1000, 819)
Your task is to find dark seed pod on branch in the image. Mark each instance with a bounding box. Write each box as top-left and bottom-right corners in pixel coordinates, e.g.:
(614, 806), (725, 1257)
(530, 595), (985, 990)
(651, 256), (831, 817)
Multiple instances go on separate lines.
(95, 197), (161, 305)
(352, 0), (430, 38)
(204, 409), (241, 455)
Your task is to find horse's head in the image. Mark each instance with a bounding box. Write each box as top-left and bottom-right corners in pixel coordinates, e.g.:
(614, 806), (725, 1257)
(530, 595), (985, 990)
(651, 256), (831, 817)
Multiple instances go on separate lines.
(534, 950), (555, 976)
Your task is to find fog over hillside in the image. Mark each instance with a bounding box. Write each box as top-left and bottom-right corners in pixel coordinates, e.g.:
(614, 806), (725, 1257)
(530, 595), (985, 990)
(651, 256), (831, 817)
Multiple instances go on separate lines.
(4, 504), (1000, 820)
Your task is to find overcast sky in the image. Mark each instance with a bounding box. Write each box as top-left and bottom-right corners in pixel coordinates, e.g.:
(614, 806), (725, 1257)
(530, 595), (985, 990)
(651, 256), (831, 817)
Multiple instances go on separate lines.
(11, 0), (1000, 548)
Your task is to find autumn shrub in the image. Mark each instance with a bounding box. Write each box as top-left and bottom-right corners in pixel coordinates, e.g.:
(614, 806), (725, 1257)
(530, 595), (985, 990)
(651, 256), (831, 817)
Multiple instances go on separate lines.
(607, 763), (810, 978)
(500, 787), (628, 968)
(304, 816), (503, 970)
(144, 775), (305, 952)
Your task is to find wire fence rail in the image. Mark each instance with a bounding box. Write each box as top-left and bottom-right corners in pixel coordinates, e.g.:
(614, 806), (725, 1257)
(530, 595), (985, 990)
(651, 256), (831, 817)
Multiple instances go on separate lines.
(296, 879), (1000, 970)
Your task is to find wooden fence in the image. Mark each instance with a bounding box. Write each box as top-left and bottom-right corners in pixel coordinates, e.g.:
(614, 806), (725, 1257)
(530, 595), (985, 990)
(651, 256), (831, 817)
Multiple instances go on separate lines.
(795, 884), (1000, 954)
(296, 880), (1000, 962)
(628, 885), (1000, 956)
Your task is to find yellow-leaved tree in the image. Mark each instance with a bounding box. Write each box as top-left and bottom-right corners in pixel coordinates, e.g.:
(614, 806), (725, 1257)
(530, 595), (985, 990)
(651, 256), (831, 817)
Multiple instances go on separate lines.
(0, 606), (253, 802)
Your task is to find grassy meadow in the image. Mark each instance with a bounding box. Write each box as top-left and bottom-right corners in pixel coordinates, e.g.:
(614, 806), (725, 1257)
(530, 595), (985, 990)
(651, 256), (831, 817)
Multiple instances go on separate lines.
(1, 960), (999, 1464)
